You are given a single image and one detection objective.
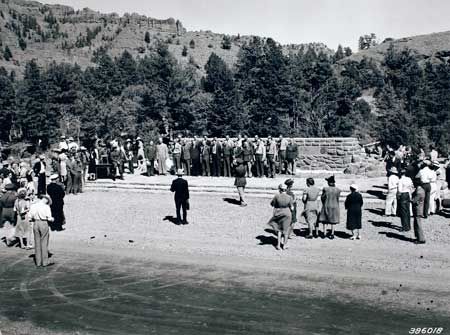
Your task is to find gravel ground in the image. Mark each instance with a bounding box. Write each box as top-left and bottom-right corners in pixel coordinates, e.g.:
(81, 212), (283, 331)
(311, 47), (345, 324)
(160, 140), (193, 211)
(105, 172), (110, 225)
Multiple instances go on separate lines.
(39, 190), (449, 313)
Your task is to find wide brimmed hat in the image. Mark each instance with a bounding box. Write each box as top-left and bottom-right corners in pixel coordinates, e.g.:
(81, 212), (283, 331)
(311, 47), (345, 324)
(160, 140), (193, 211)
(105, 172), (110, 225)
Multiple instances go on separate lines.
(350, 184), (358, 191)
(325, 175), (336, 184)
(17, 188), (27, 198)
(41, 194), (52, 206)
(423, 159), (432, 166)
(284, 178), (294, 187)
(176, 168), (184, 176)
(126, 139), (131, 142)
(235, 158), (244, 165)
(80, 146), (87, 151)
(136, 137), (142, 141)
(5, 183), (15, 191)
(50, 174), (59, 181)
(60, 135), (66, 139)
(39, 154), (46, 160)
(432, 161), (440, 167)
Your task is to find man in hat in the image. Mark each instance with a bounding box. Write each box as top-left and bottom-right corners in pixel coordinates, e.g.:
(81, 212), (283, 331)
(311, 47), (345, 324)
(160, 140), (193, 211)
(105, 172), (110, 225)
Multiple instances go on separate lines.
(33, 154), (47, 195)
(170, 169), (190, 225)
(222, 136), (234, 178)
(385, 167), (399, 216)
(29, 194), (54, 267)
(47, 174), (66, 231)
(145, 140), (157, 176)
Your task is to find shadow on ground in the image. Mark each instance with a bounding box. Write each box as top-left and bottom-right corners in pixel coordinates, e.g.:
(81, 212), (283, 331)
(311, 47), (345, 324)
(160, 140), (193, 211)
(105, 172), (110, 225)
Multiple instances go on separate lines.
(379, 231), (415, 243)
(223, 198), (241, 206)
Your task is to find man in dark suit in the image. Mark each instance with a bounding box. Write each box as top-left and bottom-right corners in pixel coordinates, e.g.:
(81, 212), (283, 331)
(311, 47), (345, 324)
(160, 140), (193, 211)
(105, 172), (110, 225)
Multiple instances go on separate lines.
(170, 169), (190, 225)
(47, 174), (66, 231)
(190, 137), (202, 176)
(211, 138), (222, 177)
(33, 154), (47, 195)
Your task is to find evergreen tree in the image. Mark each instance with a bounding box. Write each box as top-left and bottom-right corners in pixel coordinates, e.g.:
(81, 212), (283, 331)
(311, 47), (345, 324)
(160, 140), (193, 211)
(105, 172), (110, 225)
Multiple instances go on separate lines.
(0, 68), (16, 141)
(144, 31), (150, 43)
(221, 35), (231, 50)
(16, 60), (57, 144)
(189, 39), (195, 49)
(3, 45), (12, 61)
(334, 44), (344, 62)
(182, 45), (188, 57)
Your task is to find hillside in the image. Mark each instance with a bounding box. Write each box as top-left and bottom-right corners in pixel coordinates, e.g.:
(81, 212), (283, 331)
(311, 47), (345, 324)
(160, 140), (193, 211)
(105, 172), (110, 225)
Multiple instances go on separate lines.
(0, 0), (332, 76)
(343, 31), (450, 65)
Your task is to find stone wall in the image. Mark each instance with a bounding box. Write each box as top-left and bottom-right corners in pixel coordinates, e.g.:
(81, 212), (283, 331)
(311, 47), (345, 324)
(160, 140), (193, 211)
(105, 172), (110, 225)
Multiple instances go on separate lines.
(294, 137), (362, 171)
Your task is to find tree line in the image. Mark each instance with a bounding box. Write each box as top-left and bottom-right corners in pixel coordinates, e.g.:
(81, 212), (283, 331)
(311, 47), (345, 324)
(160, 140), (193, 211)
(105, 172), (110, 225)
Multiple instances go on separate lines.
(0, 38), (449, 154)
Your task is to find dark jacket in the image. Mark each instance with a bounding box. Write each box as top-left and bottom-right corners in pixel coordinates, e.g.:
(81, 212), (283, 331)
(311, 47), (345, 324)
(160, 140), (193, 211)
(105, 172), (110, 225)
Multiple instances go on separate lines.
(412, 186), (425, 218)
(211, 142), (222, 158)
(190, 142), (201, 160)
(286, 143), (298, 160)
(170, 178), (190, 201)
(33, 161), (46, 175)
(345, 191), (363, 230)
(47, 182), (65, 208)
(145, 145), (157, 161)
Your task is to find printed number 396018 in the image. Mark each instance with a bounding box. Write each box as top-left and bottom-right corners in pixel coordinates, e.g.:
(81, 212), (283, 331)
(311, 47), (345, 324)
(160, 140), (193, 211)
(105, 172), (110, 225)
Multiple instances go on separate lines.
(409, 328), (443, 334)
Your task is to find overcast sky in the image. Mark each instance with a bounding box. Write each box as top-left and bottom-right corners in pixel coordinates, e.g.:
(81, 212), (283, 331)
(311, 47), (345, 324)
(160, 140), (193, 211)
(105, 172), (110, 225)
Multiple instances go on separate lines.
(43, 0), (450, 50)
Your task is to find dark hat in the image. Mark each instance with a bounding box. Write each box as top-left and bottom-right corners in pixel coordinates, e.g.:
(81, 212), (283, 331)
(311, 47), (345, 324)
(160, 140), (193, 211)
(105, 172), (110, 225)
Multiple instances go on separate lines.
(325, 175), (336, 184)
(236, 158), (244, 165)
(5, 183), (15, 191)
(284, 178), (294, 187)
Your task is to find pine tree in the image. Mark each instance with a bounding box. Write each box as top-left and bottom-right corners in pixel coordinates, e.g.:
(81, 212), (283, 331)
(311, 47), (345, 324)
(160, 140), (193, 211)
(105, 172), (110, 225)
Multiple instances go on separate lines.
(334, 44), (344, 62)
(0, 68), (16, 141)
(221, 35), (231, 50)
(144, 31), (150, 43)
(189, 39), (195, 49)
(182, 45), (188, 57)
(3, 46), (12, 61)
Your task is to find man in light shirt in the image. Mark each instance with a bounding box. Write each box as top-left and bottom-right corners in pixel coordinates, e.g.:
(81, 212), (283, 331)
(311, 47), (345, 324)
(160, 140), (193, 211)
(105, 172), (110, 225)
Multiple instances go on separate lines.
(385, 167), (399, 216)
(266, 136), (278, 178)
(278, 135), (289, 174)
(29, 195), (54, 267)
(397, 170), (414, 232)
(58, 135), (69, 151)
(416, 160), (433, 218)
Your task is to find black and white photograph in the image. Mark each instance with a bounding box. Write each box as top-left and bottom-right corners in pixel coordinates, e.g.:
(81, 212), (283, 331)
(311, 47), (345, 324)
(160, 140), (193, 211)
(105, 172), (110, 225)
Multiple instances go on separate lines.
(0, 0), (449, 334)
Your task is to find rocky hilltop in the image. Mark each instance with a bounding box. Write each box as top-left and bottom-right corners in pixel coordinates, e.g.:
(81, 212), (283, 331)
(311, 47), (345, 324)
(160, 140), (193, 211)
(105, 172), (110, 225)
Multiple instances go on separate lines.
(0, 0), (333, 75)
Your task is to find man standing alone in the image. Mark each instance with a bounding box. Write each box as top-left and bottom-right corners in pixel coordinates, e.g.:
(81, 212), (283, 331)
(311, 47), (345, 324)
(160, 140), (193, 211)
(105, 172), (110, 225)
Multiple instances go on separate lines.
(170, 169), (190, 225)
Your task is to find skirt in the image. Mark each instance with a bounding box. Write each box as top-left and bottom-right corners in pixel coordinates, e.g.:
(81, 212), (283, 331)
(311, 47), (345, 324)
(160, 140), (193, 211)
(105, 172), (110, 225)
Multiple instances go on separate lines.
(267, 208), (292, 235)
(15, 214), (30, 238)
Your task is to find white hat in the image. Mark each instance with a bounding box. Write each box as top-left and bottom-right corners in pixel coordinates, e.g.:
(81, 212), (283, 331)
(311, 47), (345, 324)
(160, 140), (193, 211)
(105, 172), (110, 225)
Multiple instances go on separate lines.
(350, 184), (358, 191)
(177, 169), (184, 176)
(50, 174), (59, 181)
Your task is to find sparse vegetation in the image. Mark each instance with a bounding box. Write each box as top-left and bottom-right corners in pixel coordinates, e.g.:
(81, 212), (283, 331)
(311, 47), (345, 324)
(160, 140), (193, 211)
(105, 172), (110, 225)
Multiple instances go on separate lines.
(189, 39), (195, 49)
(144, 31), (150, 43)
(182, 45), (188, 57)
(3, 45), (12, 61)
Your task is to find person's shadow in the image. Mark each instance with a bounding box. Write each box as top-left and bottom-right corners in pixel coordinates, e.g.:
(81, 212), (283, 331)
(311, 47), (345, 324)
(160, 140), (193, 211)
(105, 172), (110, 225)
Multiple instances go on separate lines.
(369, 220), (402, 231)
(367, 190), (386, 200)
(366, 208), (385, 216)
(163, 215), (180, 225)
(334, 231), (353, 239)
(379, 231), (416, 243)
(223, 198), (241, 206)
(255, 235), (277, 248)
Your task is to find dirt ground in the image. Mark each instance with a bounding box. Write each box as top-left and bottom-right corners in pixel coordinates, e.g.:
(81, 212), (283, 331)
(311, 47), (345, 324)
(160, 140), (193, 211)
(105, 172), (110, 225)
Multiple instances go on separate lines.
(1, 189), (450, 334)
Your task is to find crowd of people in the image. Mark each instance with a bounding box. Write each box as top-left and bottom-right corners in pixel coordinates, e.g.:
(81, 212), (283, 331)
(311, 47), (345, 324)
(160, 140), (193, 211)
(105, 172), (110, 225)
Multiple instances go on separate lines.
(1, 134), (450, 263)
(77, 134), (300, 181)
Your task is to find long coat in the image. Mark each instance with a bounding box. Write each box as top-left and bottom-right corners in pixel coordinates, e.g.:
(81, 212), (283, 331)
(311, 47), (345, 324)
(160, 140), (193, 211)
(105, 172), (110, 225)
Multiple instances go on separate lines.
(345, 191), (363, 230)
(47, 182), (66, 231)
(319, 186), (341, 224)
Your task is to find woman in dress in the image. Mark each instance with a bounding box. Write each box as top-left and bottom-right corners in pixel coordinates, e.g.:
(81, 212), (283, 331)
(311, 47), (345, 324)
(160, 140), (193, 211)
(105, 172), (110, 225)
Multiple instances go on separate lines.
(59, 149), (69, 184)
(302, 177), (320, 238)
(345, 184), (363, 240)
(267, 184), (293, 250)
(319, 175), (341, 239)
(285, 179), (297, 238)
(14, 189), (31, 249)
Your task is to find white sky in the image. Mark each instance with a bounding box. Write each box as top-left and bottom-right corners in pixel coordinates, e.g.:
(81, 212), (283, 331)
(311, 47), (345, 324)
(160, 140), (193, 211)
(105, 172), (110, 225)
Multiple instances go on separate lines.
(43, 0), (450, 50)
